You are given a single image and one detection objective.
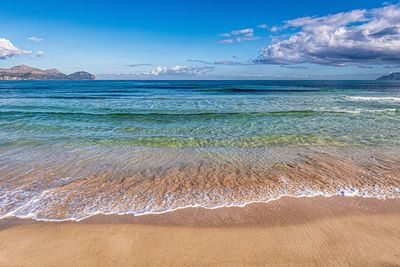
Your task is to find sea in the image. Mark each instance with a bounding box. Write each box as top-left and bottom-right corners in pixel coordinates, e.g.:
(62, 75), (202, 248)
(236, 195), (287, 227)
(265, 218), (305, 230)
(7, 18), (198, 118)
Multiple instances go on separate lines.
(1, 80), (400, 220)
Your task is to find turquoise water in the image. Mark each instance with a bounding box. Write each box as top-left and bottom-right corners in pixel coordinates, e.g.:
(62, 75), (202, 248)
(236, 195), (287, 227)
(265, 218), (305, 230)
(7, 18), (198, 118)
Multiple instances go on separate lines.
(1, 80), (400, 220)
(1, 80), (400, 148)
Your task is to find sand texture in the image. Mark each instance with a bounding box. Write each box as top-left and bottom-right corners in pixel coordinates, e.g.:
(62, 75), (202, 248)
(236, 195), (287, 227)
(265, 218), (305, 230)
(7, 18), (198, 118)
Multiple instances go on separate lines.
(1, 196), (400, 267)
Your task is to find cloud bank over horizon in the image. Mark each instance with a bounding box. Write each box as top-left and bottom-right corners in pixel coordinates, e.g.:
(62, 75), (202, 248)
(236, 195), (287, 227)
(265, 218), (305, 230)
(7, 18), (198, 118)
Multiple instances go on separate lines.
(257, 4), (400, 66)
(117, 65), (215, 77)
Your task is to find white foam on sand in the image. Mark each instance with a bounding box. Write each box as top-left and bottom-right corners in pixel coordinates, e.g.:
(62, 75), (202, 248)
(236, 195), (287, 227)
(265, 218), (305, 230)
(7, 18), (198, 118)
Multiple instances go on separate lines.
(1, 186), (399, 222)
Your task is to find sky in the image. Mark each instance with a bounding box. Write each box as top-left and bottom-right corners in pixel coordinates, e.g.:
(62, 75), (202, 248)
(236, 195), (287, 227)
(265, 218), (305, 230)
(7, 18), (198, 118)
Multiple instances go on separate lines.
(1, 0), (400, 79)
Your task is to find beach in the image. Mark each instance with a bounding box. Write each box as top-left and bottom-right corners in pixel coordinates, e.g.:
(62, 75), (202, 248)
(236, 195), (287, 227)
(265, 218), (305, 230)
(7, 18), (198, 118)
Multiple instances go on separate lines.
(1, 80), (400, 266)
(3, 1), (400, 265)
(1, 196), (400, 266)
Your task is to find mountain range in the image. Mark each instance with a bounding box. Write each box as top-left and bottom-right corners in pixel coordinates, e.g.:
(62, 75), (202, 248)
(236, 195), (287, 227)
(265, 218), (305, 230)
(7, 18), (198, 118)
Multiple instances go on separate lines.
(0, 65), (95, 80)
(376, 72), (400, 81)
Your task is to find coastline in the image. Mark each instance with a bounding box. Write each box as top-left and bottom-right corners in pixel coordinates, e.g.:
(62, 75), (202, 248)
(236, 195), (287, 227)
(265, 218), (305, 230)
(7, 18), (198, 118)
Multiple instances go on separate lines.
(1, 196), (400, 266)
(3, 147), (400, 222)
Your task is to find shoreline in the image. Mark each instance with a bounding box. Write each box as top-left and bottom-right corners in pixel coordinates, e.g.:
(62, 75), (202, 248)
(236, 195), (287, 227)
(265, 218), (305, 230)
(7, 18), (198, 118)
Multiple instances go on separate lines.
(1, 196), (400, 266)
(2, 194), (400, 226)
(3, 145), (400, 222)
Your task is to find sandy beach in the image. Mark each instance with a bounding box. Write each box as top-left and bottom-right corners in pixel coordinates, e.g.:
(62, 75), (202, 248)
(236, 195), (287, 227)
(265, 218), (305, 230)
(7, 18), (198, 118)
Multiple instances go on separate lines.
(1, 196), (400, 267)
(3, 1), (400, 266)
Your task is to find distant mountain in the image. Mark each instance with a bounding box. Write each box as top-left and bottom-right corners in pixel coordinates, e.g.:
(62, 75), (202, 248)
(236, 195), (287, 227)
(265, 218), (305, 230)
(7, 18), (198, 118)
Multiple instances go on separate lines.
(0, 65), (95, 80)
(377, 72), (400, 81)
(67, 71), (96, 80)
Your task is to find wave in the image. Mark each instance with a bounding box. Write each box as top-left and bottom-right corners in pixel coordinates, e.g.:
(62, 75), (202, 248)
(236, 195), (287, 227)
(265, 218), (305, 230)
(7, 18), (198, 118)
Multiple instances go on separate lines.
(2, 191), (400, 222)
(201, 88), (317, 93)
(1, 141), (400, 221)
(347, 96), (400, 102)
(322, 108), (398, 114)
(2, 108), (397, 121)
(0, 109), (326, 119)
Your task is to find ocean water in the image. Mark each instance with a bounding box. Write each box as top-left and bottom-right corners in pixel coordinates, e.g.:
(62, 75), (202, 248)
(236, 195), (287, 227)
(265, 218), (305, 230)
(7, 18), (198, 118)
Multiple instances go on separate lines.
(1, 80), (400, 220)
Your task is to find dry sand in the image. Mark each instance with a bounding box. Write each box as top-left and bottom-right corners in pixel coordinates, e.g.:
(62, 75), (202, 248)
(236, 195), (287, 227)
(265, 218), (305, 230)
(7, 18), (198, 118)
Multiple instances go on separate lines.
(1, 196), (400, 266)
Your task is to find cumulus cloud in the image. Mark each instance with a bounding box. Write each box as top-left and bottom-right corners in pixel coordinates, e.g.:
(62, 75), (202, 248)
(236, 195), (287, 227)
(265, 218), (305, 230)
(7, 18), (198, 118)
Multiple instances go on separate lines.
(218, 28), (260, 43)
(0, 38), (31, 59)
(257, 4), (400, 65)
(136, 65), (214, 76)
(28, 36), (43, 43)
(257, 24), (268, 29)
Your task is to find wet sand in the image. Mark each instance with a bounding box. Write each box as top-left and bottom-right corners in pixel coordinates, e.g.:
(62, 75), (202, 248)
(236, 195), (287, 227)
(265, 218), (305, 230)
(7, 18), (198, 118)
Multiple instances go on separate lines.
(1, 196), (400, 266)
(2, 149), (400, 221)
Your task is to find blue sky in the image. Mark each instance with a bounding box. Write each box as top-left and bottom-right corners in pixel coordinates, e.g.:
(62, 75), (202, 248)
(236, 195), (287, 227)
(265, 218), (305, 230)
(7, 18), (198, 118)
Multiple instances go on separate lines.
(1, 0), (400, 79)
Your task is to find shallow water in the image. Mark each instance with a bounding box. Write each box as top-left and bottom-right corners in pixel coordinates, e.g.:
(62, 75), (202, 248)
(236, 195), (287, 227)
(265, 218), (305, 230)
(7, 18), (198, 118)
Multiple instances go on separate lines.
(1, 80), (400, 220)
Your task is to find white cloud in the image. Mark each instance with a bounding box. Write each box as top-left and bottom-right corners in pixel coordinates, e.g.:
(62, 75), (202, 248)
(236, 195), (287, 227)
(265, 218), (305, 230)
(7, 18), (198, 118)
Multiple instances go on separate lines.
(231, 28), (254, 36)
(218, 39), (235, 44)
(36, 50), (45, 57)
(218, 28), (259, 43)
(28, 36), (43, 43)
(214, 60), (248, 65)
(219, 33), (231, 38)
(136, 65), (215, 76)
(257, 24), (268, 29)
(257, 4), (400, 65)
(269, 25), (281, 32)
(187, 59), (252, 65)
(236, 36), (260, 42)
(0, 38), (31, 59)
